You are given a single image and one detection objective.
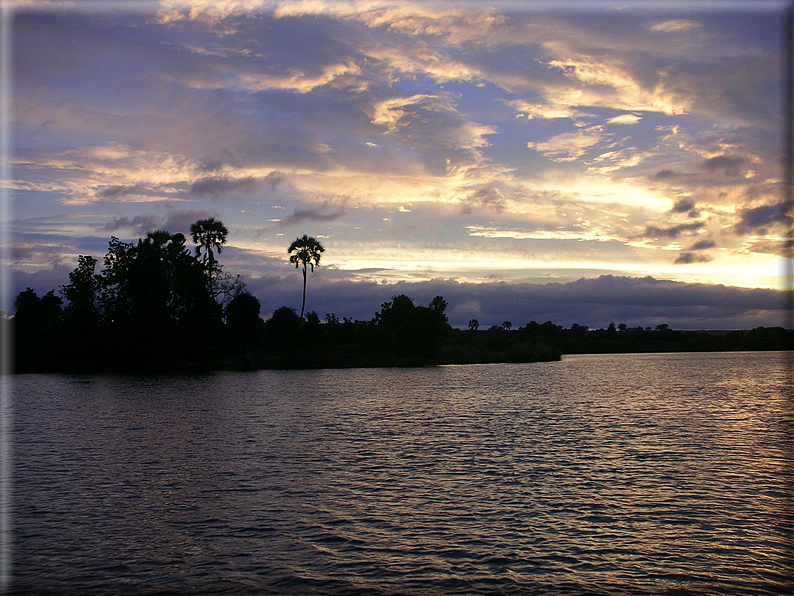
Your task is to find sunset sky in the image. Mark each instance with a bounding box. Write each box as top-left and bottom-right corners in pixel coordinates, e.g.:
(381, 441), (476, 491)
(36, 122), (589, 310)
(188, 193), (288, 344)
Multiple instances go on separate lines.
(5, 0), (792, 329)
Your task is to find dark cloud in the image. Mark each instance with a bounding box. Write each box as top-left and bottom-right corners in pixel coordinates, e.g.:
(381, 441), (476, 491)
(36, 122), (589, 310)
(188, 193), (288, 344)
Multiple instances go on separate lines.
(671, 198), (695, 213)
(102, 215), (161, 235)
(94, 183), (185, 202)
(702, 155), (747, 176)
(96, 184), (150, 199)
(689, 239), (715, 251)
(198, 159), (225, 173)
(645, 221), (704, 238)
(162, 209), (221, 235)
(670, 198), (701, 218)
(6, 265), (74, 310)
(188, 176), (260, 199)
(464, 186), (506, 212)
(735, 202), (788, 234)
(242, 274), (787, 331)
(653, 169), (677, 180)
(743, 238), (788, 257)
(263, 171), (289, 190)
(102, 209), (219, 236)
(277, 204), (347, 228)
(674, 252), (713, 264)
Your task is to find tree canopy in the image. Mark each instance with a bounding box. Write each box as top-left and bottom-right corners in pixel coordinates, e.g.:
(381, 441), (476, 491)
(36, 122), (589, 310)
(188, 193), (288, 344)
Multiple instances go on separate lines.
(287, 234), (325, 319)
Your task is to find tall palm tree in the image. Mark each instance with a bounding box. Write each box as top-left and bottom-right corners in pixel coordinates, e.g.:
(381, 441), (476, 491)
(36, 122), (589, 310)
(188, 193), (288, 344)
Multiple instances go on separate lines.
(190, 218), (228, 264)
(288, 234), (325, 319)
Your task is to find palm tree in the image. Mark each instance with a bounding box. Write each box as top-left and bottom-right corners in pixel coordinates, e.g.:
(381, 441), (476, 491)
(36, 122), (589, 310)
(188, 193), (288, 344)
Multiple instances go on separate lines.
(190, 218), (228, 264)
(288, 234), (325, 319)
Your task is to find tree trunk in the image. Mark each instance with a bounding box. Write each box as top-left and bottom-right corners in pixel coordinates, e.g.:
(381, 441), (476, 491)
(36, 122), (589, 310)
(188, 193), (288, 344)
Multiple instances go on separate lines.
(300, 264), (307, 319)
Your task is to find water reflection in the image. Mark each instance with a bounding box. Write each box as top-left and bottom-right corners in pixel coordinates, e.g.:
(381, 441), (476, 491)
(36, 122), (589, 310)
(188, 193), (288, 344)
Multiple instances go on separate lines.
(12, 352), (794, 594)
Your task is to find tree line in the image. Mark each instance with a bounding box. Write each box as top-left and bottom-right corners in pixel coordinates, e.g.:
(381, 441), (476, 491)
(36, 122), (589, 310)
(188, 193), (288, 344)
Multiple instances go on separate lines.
(7, 222), (465, 372)
(6, 222), (791, 373)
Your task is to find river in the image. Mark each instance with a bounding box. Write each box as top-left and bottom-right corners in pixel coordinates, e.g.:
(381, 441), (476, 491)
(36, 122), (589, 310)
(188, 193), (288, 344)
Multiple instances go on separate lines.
(9, 351), (794, 594)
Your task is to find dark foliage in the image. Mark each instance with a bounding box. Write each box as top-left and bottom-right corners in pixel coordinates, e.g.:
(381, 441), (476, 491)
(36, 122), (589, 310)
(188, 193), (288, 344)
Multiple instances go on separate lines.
(13, 228), (225, 372)
(10, 227), (792, 373)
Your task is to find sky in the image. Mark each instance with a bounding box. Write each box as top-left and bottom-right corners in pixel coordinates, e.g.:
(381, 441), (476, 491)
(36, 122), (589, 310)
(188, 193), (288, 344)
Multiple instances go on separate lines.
(4, 0), (792, 329)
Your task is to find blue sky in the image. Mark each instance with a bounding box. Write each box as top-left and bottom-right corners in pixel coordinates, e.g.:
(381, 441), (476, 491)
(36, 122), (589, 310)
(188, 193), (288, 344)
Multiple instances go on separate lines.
(4, 0), (792, 329)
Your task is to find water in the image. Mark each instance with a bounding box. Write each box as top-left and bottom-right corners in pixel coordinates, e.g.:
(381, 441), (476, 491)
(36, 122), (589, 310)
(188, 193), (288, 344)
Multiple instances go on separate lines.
(9, 352), (794, 594)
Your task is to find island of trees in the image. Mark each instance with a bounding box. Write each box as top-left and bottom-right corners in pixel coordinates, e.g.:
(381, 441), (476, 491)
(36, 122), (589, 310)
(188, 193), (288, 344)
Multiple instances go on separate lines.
(7, 222), (792, 373)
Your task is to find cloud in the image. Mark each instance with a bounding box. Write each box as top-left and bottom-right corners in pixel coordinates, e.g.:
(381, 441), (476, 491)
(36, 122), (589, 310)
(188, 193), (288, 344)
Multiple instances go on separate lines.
(260, 202), (348, 231)
(97, 184), (151, 200)
(646, 19), (700, 33)
(273, 1), (506, 46)
(670, 198), (700, 218)
(735, 202), (788, 234)
(671, 198), (696, 213)
(242, 274), (787, 330)
(102, 209), (219, 236)
(462, 186), (506, 213)
(674, 252), (713, 264)
(189, 176), (260, 199)
(527, 127), (603, 162)
(606, 114), (642, 125)
(543, 56), (688, 116)
(92, 182), (187, 203)
(645, 221), (704, 239)
(102, 215), (162, 235)
(689, 239), (715, 251)
(506, 99), (583, 121)
(702, 155), (748, 176)
(162, 209), (223, 234)
(653, 170), (677, 180)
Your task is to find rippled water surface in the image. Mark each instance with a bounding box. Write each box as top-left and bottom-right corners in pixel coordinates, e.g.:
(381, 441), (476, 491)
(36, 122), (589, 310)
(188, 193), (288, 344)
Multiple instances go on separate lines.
(11, 352), (794, 594)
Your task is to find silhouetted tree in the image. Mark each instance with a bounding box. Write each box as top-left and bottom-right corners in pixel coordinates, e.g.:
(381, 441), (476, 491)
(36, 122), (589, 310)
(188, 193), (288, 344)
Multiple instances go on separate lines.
(266, 306), (302, 344)
(13, 288), (63, 371)
(287, 234), (325, 318)
(190, 218), (228, 265)
(468, 319), (479, 331)
(59, 255), (103, 366)
(225, 292), (262, 353)
(374, 294), (449, 358)
(95, 232), (222, 367)
(502, 321), (512, 330)
(61, 255), (100, 321)
(305, 310), (321, 329)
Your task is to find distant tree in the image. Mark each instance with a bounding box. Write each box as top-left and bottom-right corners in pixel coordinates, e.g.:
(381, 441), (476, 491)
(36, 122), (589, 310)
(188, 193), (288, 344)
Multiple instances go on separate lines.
(430, 296), (448, 320)
(60, 255), (103, 365)
(61, 255), (99, 319)
(468, 319), (479, 331)
(266, 306), (302, 344)
(502, 321), (512, 331)
(325, 312), (340, 325)
(145, 229), (173, 248)
(190, 218), (228, 265)
(225, 292), (262, 351)
(13, 288), (63, 371)
(305, 310), (321, 328)
(568, 323), (588, 338)
(374, 294), (449, 358)
(618, 323), (627, 332)
(287, 234), (325, 319)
